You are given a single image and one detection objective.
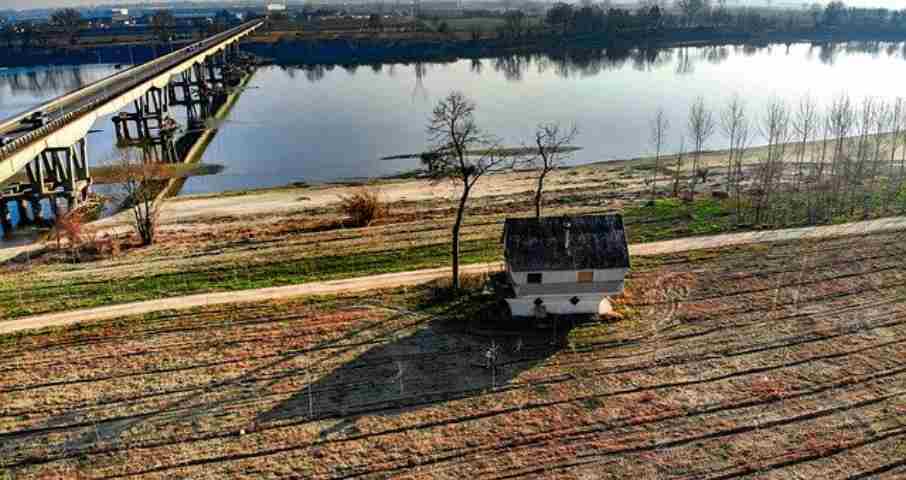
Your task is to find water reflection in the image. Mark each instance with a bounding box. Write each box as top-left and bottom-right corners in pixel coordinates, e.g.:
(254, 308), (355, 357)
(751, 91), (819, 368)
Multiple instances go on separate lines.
(4, 41), (906, 100)
(268, 40), (906, 86)
(0, 66), (89, 96)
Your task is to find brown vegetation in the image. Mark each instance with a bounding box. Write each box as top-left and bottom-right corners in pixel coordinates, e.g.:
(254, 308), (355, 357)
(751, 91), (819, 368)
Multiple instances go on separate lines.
(339, 188), (387, 227)
(107, 153), (167, 246)
(1, 229), (905, 478)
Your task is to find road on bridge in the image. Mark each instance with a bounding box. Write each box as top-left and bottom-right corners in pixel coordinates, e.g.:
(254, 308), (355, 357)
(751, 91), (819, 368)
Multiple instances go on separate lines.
(0, 19), (263, 168)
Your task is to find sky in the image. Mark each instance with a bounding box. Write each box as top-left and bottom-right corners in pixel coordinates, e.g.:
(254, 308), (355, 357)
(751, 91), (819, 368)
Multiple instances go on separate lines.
(3, 0), (906, 12)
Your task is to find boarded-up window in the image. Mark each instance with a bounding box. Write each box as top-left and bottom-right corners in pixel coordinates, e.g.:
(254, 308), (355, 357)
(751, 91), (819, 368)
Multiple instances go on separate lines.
(527, 273), (543, 284)
(577, 271), (594, 283)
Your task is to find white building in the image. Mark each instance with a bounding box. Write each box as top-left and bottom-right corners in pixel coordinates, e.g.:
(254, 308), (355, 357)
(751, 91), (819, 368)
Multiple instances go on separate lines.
(502, 214), (630, 318)
(111, 8), (130, 25)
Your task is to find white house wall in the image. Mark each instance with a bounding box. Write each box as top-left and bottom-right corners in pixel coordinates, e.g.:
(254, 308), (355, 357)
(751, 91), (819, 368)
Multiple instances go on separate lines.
(510, 268), (628, 285)
(507, 294), (613, 316)
(515, 281), (624, 297)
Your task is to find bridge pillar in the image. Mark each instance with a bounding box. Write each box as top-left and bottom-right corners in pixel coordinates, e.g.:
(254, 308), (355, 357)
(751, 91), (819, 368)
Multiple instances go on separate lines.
(206, 57), (219, 88)
(113, 88), (173, 147)
(169, 66), (214, 130)
(0, 201), (12, 238)
(16, 199), (32, 226)
(13, 138), (92, 225)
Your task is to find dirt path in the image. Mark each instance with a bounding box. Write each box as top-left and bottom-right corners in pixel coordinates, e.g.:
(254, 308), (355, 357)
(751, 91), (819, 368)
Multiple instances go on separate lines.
(3, 215), (904, 336)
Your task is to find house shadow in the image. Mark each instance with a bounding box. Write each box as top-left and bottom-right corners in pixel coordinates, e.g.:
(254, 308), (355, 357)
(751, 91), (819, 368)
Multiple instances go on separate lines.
(255, 297), (580, 438)
(1, 297), (592, 471)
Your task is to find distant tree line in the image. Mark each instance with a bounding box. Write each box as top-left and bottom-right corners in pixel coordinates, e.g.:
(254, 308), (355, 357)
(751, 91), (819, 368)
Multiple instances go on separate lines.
(541, 1), (906, 37)
(0, 8), (242, 51)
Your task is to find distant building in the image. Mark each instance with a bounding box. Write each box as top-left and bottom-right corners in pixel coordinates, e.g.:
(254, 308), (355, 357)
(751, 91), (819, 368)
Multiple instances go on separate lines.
(171, 12), (216, 27)
(267, 3), (289, 20)
(112, 9), (133, 26)
(502, 214), (630, 318)
(418, 0), (464, 17)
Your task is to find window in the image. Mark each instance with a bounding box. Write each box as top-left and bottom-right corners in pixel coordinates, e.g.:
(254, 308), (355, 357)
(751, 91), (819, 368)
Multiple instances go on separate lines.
(527, 273), (543, 284)
(577, 271), (594, 283)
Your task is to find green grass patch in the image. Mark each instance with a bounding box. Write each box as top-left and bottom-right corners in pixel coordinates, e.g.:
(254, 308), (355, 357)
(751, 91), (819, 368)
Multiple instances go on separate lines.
(0, 238), (500, 320)
(624, 198), (737, 243)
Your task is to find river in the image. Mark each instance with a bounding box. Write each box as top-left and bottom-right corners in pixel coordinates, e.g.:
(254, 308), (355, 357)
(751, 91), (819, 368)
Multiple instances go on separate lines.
(2, 41), (906, 196)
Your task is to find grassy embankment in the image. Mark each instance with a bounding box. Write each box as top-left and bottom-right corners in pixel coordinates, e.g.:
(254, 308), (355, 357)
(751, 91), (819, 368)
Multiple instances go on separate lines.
(1, 132), (904, 320)
(2, 229), (905, 478)
(0, 195), (739, 320)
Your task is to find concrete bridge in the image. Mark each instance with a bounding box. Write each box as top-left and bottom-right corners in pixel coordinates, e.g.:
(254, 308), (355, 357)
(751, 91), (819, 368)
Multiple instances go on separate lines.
(0, 19), (263, 233)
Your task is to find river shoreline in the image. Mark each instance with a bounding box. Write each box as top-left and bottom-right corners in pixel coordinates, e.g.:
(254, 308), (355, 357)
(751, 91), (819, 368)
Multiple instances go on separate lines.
(2, 28), (906, 68)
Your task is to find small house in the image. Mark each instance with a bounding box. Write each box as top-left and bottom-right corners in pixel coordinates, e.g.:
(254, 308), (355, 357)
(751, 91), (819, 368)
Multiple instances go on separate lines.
(502, 214), (630, 318)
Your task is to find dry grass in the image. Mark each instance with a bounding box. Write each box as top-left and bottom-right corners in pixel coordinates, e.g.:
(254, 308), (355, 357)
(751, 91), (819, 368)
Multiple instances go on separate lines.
(2, 230), (906, 478)
(339, 188), (387, 228)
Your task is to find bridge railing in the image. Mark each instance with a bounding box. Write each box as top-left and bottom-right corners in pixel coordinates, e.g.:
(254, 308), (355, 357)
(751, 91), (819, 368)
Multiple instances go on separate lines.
(0, 20), (261, 134)
(0, 19), (262, 164)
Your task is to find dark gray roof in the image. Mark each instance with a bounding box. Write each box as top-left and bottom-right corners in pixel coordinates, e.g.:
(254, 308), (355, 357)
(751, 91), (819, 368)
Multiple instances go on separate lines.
(503, 214), (630, 272)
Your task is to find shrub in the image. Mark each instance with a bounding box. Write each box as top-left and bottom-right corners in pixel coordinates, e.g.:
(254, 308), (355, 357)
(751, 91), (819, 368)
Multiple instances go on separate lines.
(84, 232), (123, 260)
(52, 210), (85, 251)
(339, 188), (386, 227)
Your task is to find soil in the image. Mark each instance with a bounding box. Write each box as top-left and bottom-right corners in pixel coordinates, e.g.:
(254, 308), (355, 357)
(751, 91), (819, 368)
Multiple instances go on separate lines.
(2, 229), (905, 478)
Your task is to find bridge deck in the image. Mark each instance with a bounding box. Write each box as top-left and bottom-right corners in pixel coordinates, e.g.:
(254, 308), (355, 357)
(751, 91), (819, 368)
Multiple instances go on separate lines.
(0, 19), (263, 185)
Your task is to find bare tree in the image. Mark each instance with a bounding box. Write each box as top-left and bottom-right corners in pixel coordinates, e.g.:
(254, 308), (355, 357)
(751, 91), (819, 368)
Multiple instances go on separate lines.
(649, 109), (669, 202)
(673, 136), (686, 197)
(848, 97), (876, 214)
(756, 98), (791, 224)
(109, 150), (165, 246)
(792, 94), (818, 193)
(720, 95), (746, 193)
(826, 94), (855, 216)
(427, 92), (507, 290)
(687, 96), (717, 195)
(676, 0), (707, 26)
(527, 122), (579, 219)
(866, 100), (889, 215)
(151, 10), (177, 44)
(731, 114), (751, 223)
(50, 8), (82, 46)
(811, 110), (831, 223)
(885, 98), (904, 212)
(1, 23), (17, 49)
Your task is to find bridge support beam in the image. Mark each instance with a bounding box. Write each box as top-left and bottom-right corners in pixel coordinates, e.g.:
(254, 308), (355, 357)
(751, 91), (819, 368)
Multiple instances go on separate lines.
(0, 201), (12, 237)
(113, 87), (171, 147)
(2, 138), (94, 228)
(168, 65), (216, 130)
(0, 19), (265, 235)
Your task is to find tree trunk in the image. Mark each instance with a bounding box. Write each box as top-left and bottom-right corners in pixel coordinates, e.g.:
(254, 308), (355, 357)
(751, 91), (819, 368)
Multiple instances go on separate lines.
(451, 185), (470, 290)
(652, 150), (660, 201)
(535, 173), (545, 219)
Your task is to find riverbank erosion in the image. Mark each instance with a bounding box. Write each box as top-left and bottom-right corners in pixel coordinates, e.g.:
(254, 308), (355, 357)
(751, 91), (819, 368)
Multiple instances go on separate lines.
(3, 131), (906, 320)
